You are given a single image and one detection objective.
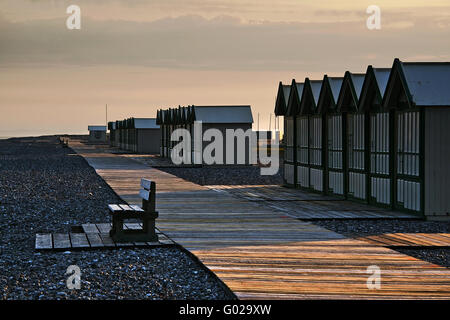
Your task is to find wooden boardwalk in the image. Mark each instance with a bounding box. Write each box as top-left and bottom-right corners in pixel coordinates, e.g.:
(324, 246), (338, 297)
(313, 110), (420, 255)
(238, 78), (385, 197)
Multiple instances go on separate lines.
(70, 140), (450, 299)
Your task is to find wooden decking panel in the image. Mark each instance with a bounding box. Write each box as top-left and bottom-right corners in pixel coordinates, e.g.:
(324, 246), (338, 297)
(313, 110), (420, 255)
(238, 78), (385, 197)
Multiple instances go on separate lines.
(359, 233), (450, 247)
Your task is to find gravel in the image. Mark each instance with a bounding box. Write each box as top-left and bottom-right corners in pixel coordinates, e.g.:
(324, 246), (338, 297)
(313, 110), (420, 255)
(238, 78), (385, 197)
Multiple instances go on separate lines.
(0, 136), (235, 300)
(312, 219), (450, 268)
(158, 166), (283, 186)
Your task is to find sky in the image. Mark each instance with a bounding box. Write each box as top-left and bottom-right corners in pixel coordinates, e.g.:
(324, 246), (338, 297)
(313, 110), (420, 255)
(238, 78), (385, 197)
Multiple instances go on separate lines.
(1, 0), (450, 137)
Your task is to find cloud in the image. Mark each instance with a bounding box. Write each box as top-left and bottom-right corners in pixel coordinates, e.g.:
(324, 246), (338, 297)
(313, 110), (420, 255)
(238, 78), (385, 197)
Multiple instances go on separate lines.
(0, 11), (449, 73)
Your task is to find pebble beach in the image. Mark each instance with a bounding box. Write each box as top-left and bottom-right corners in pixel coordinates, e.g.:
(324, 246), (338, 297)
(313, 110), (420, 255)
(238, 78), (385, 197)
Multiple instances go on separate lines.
(0, 136), (235, 300)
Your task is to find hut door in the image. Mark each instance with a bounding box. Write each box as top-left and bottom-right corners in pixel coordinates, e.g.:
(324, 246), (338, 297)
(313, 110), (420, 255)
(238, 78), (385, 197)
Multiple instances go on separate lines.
(369, 112), (391, 206)
(296, 117), (309, 188)
(347, 113), (367, 200)
(395, 111), (421, 212)
(309, 116), (323, 192)
(327, 114), (344, 195)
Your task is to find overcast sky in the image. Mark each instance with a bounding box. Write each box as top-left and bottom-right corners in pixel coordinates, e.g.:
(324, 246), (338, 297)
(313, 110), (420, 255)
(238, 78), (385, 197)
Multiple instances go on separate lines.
(1, 0), (450, 136)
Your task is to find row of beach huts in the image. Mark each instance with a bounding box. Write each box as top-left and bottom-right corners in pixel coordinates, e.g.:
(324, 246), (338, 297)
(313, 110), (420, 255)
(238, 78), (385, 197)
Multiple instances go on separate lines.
(87, 58), (450, 220)
(275, 58), (450, 220)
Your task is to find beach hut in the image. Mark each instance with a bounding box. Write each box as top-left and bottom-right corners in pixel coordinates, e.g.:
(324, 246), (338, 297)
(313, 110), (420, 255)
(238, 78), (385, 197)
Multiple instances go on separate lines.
(88, 125), (107, 142)
(159, 105), (254, 165)
(301, 78), (324, 192)
(129, 118), (161, 154)
(383, 58), (450, 219)
(284, 79), (303, 186)
(315, 75), (345, 196)
(357, 66), (391, 206)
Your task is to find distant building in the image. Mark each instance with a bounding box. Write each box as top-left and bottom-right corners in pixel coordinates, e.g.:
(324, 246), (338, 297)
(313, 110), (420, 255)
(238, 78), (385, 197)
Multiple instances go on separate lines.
(107, 121), (118, 147)
(157, 105), (254, 165)
(88, 125), (107, 142)
(109, 118), (160, 153)
(275, 58), (450, 220)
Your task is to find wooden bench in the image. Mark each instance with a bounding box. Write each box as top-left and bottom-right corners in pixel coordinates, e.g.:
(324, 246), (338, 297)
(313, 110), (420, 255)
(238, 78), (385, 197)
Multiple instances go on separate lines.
(108, 178), (159, 242)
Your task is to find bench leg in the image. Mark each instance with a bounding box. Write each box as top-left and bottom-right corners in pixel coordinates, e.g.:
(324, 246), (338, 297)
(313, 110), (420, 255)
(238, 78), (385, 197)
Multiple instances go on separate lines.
(110, 216), (124, 239)
(143, 218), (158, 242)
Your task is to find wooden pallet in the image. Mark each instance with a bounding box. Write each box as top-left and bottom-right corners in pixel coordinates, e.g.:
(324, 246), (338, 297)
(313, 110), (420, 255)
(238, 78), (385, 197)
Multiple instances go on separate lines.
(35, 223), (175, 251)
(358, 233), (450, 247)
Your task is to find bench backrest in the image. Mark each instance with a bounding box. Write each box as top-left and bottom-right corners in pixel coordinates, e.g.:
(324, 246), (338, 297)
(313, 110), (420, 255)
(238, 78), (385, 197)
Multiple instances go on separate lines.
(140, 178), (156, 212)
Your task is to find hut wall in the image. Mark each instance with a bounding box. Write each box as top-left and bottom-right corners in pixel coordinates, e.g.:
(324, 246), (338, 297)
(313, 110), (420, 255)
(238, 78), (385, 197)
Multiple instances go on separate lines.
(424, 107), (450, 220)
(137, 129), (161, 154)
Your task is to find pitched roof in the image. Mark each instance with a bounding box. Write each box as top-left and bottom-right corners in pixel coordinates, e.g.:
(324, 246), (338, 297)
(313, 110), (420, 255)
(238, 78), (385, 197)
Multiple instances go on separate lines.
(401, 62), (450, 106)
(372, 68), (390, 97)
(358, 66), (391, 112)
(317, 75), (343, 114)
(133, 118), (159, 129)
(274, 82), (291, 116)
(88, 125), (106, 131)
(310, 80), (323, 106)
(192, 105), (253, 123)
(300, 78), (323, 114)
(286, 79), (304, 116)
(384, 58), (450, 108)
(336, 72), (365, 112)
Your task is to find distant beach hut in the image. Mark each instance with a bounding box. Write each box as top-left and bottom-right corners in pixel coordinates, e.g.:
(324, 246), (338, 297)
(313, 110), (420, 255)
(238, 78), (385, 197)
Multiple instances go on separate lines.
(315, 75), (345, 196)
(158, 105), (254, 165)
(129, 118), (161, 153)
(108, 121), (118, 147)
(300, 78), (324, 192)
(88, 125), (107, 142)
(284, 79), (304, 186)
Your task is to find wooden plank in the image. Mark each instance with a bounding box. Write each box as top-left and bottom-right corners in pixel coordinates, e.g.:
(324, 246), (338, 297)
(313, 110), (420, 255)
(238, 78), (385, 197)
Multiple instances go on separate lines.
(69, 233), (90, 248)
(124, 223), (142, 230)
(129, 204), (144, 212)
(141, 178), (152, 190)
(86, 233), (104, 248)
(82, 223), (100, 234)
(99, 233), (115, 247)
(108, 204), (122, 213)
(139, 189), (150, 201)
(53, 233), (71, 249)
(118, 204), (133, 212)
(96, 223), (112, 233)
(35, 234), (53, 250)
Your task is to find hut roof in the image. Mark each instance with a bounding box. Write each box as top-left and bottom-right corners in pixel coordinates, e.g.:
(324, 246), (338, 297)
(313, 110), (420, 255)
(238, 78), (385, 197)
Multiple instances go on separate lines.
(191, 105), (253, 124)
